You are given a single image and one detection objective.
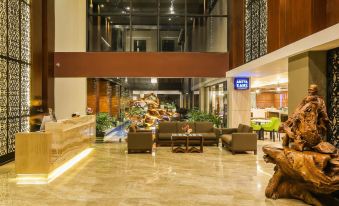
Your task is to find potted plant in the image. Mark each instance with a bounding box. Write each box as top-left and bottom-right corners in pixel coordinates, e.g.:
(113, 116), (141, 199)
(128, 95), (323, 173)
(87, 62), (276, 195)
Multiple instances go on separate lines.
(96, 113), (115, 137)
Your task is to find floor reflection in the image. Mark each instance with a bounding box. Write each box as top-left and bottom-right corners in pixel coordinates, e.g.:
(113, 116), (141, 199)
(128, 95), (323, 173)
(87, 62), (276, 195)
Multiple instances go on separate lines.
(0, 140), (308, 206)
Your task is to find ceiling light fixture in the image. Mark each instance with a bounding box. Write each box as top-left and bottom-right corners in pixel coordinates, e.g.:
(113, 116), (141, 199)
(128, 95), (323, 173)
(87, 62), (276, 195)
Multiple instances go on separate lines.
(126, 6), (130, 11)
(256, 89), (260, 94)
(168, 18), (172, 21)
(151, 78), (158, 84)
(169, 0), (175, 14)
(100, 4), (104, 8)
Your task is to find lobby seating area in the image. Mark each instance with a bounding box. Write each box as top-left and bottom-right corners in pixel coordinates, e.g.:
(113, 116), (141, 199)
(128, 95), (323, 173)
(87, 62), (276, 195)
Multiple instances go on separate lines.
(156, 122), (220, 146)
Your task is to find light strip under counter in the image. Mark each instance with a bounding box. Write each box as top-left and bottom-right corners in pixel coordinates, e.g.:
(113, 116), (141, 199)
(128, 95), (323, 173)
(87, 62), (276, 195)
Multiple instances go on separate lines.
(15, 115), (96, 184)
(16, 148), (93, 185)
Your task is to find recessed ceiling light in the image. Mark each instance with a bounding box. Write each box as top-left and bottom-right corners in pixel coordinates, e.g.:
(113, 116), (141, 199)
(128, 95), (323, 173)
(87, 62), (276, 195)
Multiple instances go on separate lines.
(151, 78), (158, 84)
(126, 6), (130, 10)
(100, 4), (104, 8)
(168, 18), (172, 21)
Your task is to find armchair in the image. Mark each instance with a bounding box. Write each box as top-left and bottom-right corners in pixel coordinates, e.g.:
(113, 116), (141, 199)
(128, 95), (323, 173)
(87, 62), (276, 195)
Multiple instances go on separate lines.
(127, 132), (153, 154)
(220, 124), (257, 155)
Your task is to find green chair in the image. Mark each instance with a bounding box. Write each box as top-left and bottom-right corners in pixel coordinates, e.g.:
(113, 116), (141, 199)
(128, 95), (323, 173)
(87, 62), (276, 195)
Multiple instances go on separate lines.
(261, 117), (281, 141)
(251, 121), (263, 140)
(251, 121), (262, 131)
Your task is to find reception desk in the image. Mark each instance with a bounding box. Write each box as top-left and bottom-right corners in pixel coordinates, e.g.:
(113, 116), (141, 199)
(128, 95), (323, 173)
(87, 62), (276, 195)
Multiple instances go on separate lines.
(15, 115), (95, 184)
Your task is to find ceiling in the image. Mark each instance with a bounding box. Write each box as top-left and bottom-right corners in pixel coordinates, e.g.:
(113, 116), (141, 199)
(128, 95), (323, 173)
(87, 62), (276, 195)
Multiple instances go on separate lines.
(110, 78), (185, 91)
(91, 0), (206, 15)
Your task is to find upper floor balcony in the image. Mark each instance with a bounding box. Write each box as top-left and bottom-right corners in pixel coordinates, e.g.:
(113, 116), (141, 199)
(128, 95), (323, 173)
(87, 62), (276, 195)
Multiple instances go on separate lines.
(87, 0), (228, 53)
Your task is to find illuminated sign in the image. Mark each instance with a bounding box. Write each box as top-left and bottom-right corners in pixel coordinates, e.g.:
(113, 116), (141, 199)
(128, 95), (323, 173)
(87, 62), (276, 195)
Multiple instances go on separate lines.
(234, 78), (250, 90)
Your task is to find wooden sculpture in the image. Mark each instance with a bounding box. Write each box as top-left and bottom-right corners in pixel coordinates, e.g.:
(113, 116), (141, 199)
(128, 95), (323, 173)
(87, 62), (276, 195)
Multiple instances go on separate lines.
(264, 84), (339, 206)
(280, 84), (330, 151)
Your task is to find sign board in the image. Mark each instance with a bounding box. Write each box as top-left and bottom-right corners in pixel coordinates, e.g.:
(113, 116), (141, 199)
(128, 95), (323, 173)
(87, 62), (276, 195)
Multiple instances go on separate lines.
(234, 77), (250, 90)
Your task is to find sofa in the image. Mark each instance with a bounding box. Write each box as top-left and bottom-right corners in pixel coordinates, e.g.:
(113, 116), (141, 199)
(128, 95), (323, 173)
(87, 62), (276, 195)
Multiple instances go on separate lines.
(156, 121), (220, 146)
(220, 124), (257, 155)
(127, 126), (154, 154)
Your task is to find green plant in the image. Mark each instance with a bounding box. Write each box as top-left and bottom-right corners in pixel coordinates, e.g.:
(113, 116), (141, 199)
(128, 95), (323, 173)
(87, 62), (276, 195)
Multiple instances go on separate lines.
(165, 102), (176, 110)
(129, 106), (146, 116)
(96, 113), (115, 136)
(187, 108), (222, 127)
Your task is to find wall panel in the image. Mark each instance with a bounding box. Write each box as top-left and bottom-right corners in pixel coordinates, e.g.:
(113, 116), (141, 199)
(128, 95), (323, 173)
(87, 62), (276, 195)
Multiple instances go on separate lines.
(326, 0), (339, 27)
(0, 0), (31, 164)
(327, 47), (339, 147)
(228, 0), (245, 69)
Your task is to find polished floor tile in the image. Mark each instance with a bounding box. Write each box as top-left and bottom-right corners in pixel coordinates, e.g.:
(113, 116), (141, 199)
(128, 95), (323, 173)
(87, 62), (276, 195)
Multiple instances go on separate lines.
(0, 140), (307, 206)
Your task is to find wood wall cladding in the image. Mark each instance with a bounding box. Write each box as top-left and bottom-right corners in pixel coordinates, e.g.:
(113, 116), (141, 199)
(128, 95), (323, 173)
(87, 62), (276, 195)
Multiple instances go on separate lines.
(326, 0), (339, 27)
(256, 92), (288, 109)
(256, 92), (274, 108)
(228, 0), (245, 69)
(86, 78), (120, 118)
(54, 52), (229, 78)
(267, 0), (339, 53)
(86, 79), (97, 114)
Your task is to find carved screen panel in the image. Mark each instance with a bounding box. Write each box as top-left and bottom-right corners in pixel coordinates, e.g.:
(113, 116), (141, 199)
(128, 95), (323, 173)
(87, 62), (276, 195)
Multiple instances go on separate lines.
(327, 48), (339, 148)
(245, 0), (267, 63)
(0, 0), (30, 164)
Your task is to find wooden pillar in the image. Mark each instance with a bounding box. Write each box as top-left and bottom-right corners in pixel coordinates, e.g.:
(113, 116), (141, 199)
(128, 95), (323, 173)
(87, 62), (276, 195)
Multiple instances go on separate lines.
(95, 78), (100, 114)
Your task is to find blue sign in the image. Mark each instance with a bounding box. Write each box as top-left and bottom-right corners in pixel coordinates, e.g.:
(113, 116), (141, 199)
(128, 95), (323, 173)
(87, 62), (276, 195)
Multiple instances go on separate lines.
(234, 77), (250, 90)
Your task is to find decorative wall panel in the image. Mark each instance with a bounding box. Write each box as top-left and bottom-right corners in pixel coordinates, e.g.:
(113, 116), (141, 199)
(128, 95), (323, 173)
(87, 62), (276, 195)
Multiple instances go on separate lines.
(0, 0), (30, 164)
(245, 0), (267, 63)
(327, 48), (339, 148)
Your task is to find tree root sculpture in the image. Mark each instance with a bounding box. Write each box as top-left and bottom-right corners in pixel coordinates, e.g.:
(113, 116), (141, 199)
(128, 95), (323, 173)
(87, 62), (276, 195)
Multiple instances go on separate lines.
(264, 84), (339, 205)
(263, 145), (339, 206)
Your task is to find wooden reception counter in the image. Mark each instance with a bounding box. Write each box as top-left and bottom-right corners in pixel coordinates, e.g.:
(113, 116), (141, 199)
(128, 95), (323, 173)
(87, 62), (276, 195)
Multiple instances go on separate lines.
(15, 115), (95, 184)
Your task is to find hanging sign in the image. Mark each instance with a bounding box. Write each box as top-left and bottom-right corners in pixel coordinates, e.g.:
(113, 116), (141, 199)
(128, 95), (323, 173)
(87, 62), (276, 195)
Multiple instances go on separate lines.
(234, 77), (250, 90)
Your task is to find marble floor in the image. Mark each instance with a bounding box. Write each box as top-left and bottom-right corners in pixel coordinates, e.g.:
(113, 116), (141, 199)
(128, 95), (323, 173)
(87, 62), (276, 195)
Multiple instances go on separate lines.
(0, 140), (308, 206)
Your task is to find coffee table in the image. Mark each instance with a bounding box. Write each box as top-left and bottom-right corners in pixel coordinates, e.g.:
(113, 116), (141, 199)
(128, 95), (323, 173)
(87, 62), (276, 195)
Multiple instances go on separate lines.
(171, 133), (204, 153)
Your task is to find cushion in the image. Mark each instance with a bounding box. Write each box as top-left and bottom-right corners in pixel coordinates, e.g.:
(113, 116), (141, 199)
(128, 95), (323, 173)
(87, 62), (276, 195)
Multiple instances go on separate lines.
(200, 133), (217, 140)
(158, 133), (173, 140)
(242, 125), (253, 133)
(159, 122), (177, 133)
(221, 134), (232, 144)
(177, 122), (196, 133)
(237, 124), (245, 132)
(195, 122), (214, 133)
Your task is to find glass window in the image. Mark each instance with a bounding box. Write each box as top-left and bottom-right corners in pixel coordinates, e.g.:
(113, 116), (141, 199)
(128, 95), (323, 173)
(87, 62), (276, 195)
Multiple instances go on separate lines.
(129, 16), (158, 52)
(132, 0), (157, 15)
(187, 0), (205, 15)
(160, 16), (185, 52)
(89, 0), (131, 15)
(160, 0), (185, 15)
(88, 15), (130, 51)
(188, 17), (227, 52)
(87, 0), (228, 52)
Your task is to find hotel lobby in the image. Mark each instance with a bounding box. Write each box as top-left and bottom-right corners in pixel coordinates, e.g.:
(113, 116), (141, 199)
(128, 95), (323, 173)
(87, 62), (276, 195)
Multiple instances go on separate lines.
(0, 0), (339, 205)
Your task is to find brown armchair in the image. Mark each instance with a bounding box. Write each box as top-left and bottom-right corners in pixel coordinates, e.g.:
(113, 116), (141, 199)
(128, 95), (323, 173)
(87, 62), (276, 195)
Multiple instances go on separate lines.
(127, 132), (153, 154)
(220, 124), (257, 155)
